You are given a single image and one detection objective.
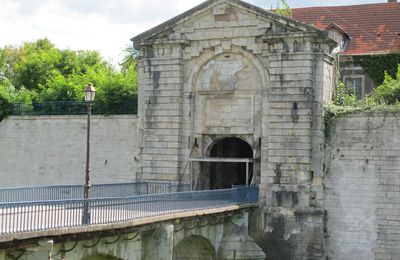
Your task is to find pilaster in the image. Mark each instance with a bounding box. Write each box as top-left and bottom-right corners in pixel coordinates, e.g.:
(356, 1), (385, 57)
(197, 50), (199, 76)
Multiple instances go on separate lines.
(138, 42), (186, 181)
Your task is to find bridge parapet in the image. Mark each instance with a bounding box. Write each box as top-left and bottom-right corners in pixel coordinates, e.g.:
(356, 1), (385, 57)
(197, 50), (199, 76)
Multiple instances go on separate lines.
(0, 186), (258, 239)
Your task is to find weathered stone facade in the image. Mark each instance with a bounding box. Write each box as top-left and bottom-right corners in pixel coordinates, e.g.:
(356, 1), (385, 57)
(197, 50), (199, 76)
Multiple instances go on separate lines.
(1, 211), (265, 260)
(132, 0), (338, 258)
(0, 115), (138, 187)
(2, 2), (400, 258)
(325, 113), (400, 260)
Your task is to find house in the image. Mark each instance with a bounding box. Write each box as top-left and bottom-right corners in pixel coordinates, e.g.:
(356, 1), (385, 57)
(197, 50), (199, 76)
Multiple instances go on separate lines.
(292, 1), (400, 99)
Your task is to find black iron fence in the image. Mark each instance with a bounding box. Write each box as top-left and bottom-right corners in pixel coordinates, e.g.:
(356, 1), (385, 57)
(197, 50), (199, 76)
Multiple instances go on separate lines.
(11, 100), (137, 116)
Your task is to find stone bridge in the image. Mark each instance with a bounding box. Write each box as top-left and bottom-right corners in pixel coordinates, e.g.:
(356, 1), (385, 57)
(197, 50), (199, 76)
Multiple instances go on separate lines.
(0, 184), (265, 260)
(0, 208), (264, 260)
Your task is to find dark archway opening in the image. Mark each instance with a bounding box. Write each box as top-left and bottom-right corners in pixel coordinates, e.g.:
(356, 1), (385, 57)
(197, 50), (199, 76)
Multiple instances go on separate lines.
(209, 137), (253, 189)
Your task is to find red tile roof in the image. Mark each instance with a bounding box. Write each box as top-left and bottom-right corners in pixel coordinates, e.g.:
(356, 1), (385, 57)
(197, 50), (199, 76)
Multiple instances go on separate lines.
(292, 2), (400, 55)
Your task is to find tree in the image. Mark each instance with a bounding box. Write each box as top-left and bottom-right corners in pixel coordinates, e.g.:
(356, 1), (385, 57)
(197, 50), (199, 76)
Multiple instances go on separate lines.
(276, 0), (292, 18)
(369, 64), (400, 104)
(10, 39), (61, 91)
(120, 46), (139, 74)
(0, 86), (12, 120)
(0, 39), (139, 119)
(95, 68), (138, 114)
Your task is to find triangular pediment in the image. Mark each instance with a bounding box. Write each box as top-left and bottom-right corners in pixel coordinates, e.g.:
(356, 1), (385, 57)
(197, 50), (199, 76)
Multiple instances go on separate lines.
(131, 0), (323, 45)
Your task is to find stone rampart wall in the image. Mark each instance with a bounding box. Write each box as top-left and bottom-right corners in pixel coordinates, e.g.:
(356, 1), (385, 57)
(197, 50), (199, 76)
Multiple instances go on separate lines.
(0, 115), (138, 187)
(325, 112), (400, 260)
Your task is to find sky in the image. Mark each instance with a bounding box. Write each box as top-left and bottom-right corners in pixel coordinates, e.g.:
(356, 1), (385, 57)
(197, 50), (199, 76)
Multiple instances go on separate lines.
(0, 0), (388, 66)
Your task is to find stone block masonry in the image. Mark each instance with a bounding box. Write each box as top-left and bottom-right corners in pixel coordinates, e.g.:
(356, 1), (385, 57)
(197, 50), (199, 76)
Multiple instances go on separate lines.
(132, 0), (338, 258)
(0, 115), (138, 187)
(325, 112), (400, 260)
(0, 210), (265, 260)
(2, 1), (399, 258)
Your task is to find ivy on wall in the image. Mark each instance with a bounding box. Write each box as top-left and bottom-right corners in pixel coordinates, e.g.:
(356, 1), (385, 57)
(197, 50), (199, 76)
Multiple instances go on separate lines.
(353, 53), (400, 85)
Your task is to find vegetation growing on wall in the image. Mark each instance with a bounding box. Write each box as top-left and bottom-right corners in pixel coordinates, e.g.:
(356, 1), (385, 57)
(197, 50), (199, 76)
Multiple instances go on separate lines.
(0, 39), (138, 120)
(353, 53), (400, 85)
(333, 81), (357, 107)
(370, 66), (400, 105)
(325, 64), (400, 140)
(333, 64), (400, 108)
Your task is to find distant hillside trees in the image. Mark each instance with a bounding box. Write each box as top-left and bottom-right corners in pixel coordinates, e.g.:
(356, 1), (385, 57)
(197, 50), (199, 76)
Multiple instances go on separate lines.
(0, 38), (138, 119)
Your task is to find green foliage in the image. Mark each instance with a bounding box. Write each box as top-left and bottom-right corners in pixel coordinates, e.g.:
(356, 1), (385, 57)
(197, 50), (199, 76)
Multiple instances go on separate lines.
(96, 72), (137, 114)
(326, 64), (400, 139)
(0, 39), (138, 119)
(0, 83), (38, 115)
(39, 72), (84, 101)
(276, 0), (292, 18)
(333, 81), (357, 106)
(120, 46), (139, 74)
(10, 39), (61, 91)
(368, 64), (400, 104)
(332, 64), (400, 108)
(0, 86), (12, 120)
(353, 53), (400, 85)
(324, 101), (400, 143)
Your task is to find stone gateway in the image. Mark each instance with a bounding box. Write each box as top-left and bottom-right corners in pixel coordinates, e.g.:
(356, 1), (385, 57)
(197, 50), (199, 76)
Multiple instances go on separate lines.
(1, 1), (400, 259)
(132, 0), (338, 258)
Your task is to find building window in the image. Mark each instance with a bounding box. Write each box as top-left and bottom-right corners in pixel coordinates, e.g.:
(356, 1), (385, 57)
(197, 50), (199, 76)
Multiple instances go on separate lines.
(344, 76), (364, 99)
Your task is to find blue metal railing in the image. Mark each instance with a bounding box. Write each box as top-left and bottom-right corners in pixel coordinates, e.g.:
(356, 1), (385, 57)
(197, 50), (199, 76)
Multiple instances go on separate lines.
(0, 182), (191, 203)
(233, 185), (259, 203)
(11, 100), (137, 116)
(0, 186), (259, 235)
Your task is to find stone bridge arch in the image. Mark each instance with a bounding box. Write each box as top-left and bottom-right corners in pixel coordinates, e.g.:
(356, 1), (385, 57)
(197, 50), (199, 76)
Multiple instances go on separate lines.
(81, 253), (123, 260)
(57, 234), (141, 260)
(173, 235), (217, 260)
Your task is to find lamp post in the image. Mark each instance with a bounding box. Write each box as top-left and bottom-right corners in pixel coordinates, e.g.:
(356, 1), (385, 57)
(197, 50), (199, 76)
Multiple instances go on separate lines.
(82, 83), (96, 225)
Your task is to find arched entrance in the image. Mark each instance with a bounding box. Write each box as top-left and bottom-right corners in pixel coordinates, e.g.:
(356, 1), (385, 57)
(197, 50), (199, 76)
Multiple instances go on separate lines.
(209, 137), (253, 189)
(173, 235), (216, 260)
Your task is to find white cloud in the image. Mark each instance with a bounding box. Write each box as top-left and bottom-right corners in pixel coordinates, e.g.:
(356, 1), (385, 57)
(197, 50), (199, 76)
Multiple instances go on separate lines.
(0, 0), (389, 66)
